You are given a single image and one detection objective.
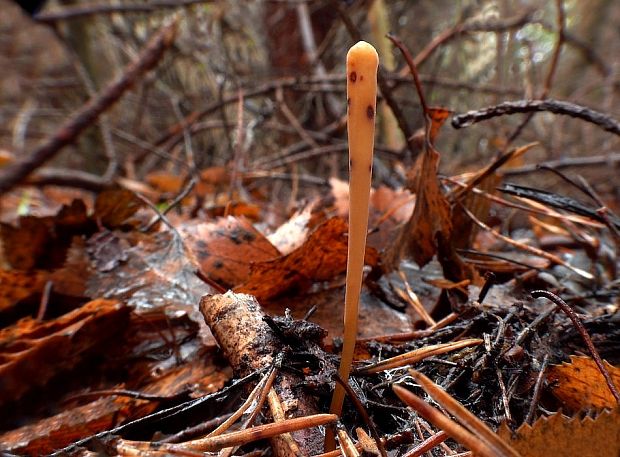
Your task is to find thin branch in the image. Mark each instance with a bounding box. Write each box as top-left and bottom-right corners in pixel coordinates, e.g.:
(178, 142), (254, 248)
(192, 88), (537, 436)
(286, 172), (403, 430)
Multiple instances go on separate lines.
(0, 19), (177, 194)
(333, 373), (388, 457)
(452, 99), (620, 136)
(504, 0), (565, 145)
(531, 290), (620, 405)
(502, 152), (620, 176)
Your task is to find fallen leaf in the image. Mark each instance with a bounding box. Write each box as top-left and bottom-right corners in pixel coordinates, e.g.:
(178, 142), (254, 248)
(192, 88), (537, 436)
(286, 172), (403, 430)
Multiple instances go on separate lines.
(94, 188), (142, 228)
(427, 107), (452, 143)
(236, 217), (378, 302)
(267, 204), (314, 255)
(384, 142), (453, 269)
(145, 171), (185, 195)
(0, 199), (92, 270)
(0, 299), (130, 404)
(182, 216), (281, 288)
(498, 408), (620, 457)
(547, 355), (620, 410)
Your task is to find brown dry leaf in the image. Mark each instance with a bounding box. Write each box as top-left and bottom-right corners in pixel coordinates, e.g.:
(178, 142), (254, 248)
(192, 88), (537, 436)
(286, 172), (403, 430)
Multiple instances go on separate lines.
(94, 188), (142, 228)
(384, 142), (452, 270)
(196, 165), (230, 197)
(145, 170), (185, 195)
(451, 172), (501, 249)
(327, 178), (414, 251)
(0, 298), (130, 404)
(236, 217), (378, 302)
(204, 201), (262, 221)
(182, 216), (280, 288)
(547, 355), (620, 410)
(498, 408), (620, 457)
(0, 199), (92, 270)
(0, 348), (229, 455)
(0, 396), (146, 455)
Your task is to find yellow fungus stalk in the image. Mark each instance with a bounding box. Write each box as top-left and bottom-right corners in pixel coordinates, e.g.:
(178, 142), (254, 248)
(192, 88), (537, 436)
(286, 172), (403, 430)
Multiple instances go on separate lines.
(329, 41), (378, 421)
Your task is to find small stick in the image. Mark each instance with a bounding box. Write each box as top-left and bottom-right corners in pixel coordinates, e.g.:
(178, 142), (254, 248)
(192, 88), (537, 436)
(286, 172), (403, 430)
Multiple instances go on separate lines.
(118, 414), (338, 453)
(459, 203), (594, 280)
(525, 354), (549, 424)
(451, 99), (620, 136)
(531, 290), (620, 404)
(333, 373), (388, 457)
(401, 430), (448, 457)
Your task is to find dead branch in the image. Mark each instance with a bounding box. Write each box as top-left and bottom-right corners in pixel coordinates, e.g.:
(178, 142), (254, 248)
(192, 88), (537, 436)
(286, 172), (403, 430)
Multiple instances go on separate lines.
(199, 292), (325, 455)
(451, 99), (620, 136)
(0, 19), (177, 194)
(411, 8), (535, 69)
(502, 152), (620, 175)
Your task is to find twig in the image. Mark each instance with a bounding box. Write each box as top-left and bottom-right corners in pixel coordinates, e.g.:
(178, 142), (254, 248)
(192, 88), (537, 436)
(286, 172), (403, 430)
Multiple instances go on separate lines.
(525, 354), (548, 425)
(336, 426), (361, 457)
(0, 19), (177, 194)
(118, 414), (338, 453)
(504, 0), (565, 145)
(387, 34), (429, 120)
(452, 99), (620, 136)
(530, 290), (620, 405)
(354, 339), (482, 375)
(502, 152), (620, 176)
(401, 430), (448, 457)
(48, 371), (262, 456)
(459, 203), (594, 280)
(207, 365), (277, 437)
(333, 373), (388, 457)
(410, 9), (535, 69)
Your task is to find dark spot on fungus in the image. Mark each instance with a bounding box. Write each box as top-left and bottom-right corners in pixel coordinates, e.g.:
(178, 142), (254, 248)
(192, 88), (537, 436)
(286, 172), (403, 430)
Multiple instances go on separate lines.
(214, 260), (224, 269)
(359, 75), (364, 81)
(349, 159), (354, 169)
(367, 106), (374, 119)
(347, 97), (351, 107)
(349, 71), (357, 82)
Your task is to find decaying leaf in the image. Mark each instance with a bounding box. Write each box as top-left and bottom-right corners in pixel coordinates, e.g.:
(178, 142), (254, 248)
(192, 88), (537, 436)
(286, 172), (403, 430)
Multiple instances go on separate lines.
(384, 142), (452, 269)
(84, 231), (214, 320)
(236, 217), (378, 302)
(267, 203), (315, 255)
(1, 199), (92, 270)
(0, 349), (230, 455)
(498, 408), (620, 457)
(547, 355), (620, 410)
(328, 177), (414, 251)
(94, 188), (142, 228)
(182, 216), (281, 288)
(0, 299), (129, 404)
